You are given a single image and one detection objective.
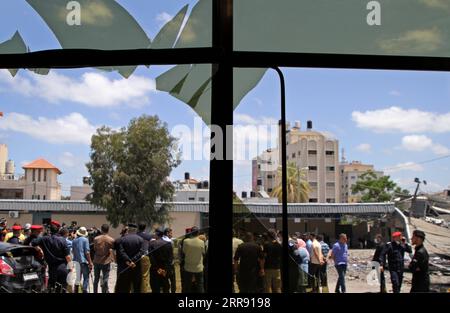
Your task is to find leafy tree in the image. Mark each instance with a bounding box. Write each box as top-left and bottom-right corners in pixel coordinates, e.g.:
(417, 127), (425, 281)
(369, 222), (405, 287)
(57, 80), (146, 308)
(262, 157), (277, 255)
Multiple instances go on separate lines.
(271, 162), (311, 203)
(351, 170), (403, 202)
(86, 115), (180, 227)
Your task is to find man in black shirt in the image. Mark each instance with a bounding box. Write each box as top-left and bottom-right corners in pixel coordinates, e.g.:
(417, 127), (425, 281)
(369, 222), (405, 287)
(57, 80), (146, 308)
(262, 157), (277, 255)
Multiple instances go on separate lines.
(379, 231), (412, 293)
(372, 234), (386, 293)
(409, 230), (430, 293)
(148, 228), (173, 293)
(32, 221), (72, 293)
(115, 223), (146, 293)
(233, 232), (264, 293)
(263, 229), (282, 293)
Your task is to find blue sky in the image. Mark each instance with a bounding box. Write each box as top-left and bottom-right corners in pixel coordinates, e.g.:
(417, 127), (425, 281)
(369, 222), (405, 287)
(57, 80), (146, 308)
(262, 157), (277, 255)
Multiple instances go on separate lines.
(1, 1), (449, 196)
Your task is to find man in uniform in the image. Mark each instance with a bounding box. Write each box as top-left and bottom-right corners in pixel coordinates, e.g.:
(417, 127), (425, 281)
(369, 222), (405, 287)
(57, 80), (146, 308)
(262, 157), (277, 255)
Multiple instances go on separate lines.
(32, 220), (72, 293)
(379, 231), (412, 293)
(115, 223), (146, 293)
(148, 228), (173, 293)
(409, 230), (430, 293)
(7, 225), (23, 244)
(24, 225), (43, 246)
(371, 234), (387, 293)
(162, 227), (176, 293)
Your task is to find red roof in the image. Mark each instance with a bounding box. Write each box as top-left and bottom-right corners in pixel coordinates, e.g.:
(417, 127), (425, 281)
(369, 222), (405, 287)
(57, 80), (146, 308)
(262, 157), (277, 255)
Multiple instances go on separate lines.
(22, 158), (62, 174)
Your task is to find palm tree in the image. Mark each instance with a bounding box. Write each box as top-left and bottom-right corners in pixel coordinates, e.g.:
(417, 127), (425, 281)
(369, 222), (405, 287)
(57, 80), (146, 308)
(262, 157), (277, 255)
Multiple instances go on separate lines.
(270, 162), (311, 203)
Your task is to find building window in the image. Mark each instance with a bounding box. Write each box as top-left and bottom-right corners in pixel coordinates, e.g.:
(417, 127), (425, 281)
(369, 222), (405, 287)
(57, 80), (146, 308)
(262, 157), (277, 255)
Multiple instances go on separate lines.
(326, 166), (335, 171)
(298, 151), (301, 156)
(326, 198), (335, 203)
(292, 153), (296, 158)
(38, 169), (41, 182)
(310, 182), (318, 187)
(37, 195), (40, 200)
(199, 197), (205, 202)
(308, 150), (317, 155)
(268, 188), (273, 193)
(351, 176), (356, 179)
(326, 182), (335, 187)
(309, 166), (317, 171)
(309, 198), (318, 203)
(43, 170), (47, 182)
(32, 169), (36, 182)
(325, 151), (334, 155)
(267, 175), (273, 179)
(43, 195), (46, 200)
(258, 164), (261, 169)
(188, 197), (195, 201)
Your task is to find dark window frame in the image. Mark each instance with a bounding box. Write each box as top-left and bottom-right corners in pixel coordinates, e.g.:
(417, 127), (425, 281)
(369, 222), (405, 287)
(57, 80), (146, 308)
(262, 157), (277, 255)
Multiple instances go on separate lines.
(1, 0), (449, 294)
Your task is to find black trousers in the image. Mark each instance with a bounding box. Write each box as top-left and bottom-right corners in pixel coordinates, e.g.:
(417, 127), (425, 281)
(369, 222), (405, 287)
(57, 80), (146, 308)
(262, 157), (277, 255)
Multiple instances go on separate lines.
(167, 265), (176, 293)
(115, 263), (142, 293)
(319, 263), (328, 287)
(48, 262), (68, 293)
(150, 267), (170, 293)
(389, 270), (404, 293)
(309, 263), (321, 293)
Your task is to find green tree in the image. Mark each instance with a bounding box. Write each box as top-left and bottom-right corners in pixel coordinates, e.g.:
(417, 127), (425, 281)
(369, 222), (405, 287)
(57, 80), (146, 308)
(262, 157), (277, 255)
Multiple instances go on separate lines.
(86, 115), (180, 227)
(271, 162), (311, 203)
(351, 170), (402, 202)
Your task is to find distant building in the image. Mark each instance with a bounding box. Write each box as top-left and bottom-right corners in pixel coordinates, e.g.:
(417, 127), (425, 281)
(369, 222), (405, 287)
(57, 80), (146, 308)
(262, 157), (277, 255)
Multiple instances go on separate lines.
(0, 151), (62, 200)
(253, 120), (340, 203)
(339, 160), (384, 203)
(70, 177), (93, 200)
(173, 172), (209, 202)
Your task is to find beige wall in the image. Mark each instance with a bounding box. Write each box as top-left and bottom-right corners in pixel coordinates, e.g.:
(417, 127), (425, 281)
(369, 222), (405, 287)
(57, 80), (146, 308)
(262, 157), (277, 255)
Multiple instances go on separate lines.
(0, 212), (33, 227)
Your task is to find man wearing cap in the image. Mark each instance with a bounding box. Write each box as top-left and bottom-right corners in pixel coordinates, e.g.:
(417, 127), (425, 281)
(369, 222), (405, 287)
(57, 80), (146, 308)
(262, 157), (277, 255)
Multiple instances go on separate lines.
(379, 231), (412, 293)
(409, 230), (430, 293)
(148, 227), (173, 293)
(72, 226), (93, 293)
(32, 220), (72, 293)
(24, 225), (43, 246)
(3, 223), (26, 243)
(7, 225), (23, 244)
(115, 223), (146, 293)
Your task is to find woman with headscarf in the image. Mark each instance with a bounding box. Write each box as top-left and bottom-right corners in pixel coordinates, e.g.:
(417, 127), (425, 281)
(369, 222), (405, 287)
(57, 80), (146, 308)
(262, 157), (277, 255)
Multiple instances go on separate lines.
(295, 238), (310, 293)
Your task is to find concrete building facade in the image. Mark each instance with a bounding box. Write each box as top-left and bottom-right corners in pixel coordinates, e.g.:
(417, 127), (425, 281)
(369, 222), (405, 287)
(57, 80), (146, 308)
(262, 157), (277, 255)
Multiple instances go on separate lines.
(340, 160), (384, 203)
(253, 121), (340, 203)
(0, 157), (62, 200)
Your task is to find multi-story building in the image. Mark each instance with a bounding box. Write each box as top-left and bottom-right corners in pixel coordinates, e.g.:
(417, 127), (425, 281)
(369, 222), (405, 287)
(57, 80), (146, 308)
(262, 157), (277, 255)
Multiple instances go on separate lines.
(70, 177), (93, 200)
(339, 160), (384, 203)
(0, 145), (62, 200)
(253, 121), (340, 203)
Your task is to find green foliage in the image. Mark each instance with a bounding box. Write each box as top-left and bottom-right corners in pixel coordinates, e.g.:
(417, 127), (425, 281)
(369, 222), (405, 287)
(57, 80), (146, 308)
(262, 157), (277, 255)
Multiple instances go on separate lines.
(271, 162), (311, 203)
(86, 115), (180, 227)
(351, 170), (404, 203)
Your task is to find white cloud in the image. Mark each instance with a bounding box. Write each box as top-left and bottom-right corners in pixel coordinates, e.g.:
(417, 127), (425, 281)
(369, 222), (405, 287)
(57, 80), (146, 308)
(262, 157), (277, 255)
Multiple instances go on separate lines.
(156, 12), (173, 26)
(235, 114), (278, 126)
(356, 143), (372, 153)
(401, 135), (433, 151)
(352, 106), (450, 134)
(384, 162), (424, 174)
(389, 90), (401, 96)
(0, 112), (97, 145)
(0, 69), (155, 108)
(401, 135), (450, 156)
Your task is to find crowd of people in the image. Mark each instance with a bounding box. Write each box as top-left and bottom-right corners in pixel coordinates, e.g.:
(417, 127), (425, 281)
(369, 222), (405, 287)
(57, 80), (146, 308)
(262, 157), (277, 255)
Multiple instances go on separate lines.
(0, 216), (430, 293)
(0, 217), (207, 293)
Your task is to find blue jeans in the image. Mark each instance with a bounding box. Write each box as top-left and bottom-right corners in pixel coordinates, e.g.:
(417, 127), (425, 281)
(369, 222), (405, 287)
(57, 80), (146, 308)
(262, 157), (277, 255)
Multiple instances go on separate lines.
(93, 263), (111, 293)
(335, 264), (347, 293)
(77, 263), (90, 293)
